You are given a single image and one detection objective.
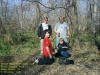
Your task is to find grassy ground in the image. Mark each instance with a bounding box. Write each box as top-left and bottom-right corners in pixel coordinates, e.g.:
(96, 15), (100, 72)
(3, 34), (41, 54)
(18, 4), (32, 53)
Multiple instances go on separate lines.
(0, 32), (100, 75)
(0, 32), (41, 65)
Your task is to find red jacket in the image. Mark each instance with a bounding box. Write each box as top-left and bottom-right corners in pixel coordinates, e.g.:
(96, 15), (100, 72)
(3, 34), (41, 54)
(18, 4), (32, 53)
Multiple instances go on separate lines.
(43, 37), (53, 57)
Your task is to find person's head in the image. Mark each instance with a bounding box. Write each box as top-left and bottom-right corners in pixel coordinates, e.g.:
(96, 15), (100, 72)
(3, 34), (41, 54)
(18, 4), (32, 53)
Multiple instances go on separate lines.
(59, 38), (64, 44)
(44, 30), (50, 37)
(59, 16), (64, 23)
(43, 17), (48, 24)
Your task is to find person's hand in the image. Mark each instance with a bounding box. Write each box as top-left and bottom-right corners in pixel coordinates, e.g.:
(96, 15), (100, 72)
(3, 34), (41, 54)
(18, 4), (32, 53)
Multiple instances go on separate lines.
(56, 32), (59, 36)
(57, 32), (60, 37)
(66, 35), (70, 38)
(55, 51), (58, 54)
(49, 55), (52, 59)
(54, 30), (59, 35)
(55, 49), (58, 53)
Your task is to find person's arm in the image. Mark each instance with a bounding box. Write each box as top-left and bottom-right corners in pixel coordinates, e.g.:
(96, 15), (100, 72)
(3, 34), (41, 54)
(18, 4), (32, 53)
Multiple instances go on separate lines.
(61, 42), (69, 51)
(54, 44), (59, 53)
(46, 47), (52, 59)
(37, 25), (42, 40)
(54, 30), (58, 35)
(66, 29), (70, 38)
(54, 23), (59, 35)
(49, 25), (52, 36)
(66, 23), (70, 38)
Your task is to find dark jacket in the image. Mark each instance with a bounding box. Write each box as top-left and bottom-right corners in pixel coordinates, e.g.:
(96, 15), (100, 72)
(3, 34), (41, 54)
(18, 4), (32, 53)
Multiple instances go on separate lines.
(37, 24), (52, 39)
(57, 42), (69, 52)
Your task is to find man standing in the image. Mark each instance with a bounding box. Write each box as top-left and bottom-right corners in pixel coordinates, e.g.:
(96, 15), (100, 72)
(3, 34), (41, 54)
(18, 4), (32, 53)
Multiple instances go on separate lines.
(54, 16), (70, 47)
(37, 17), (52, 55)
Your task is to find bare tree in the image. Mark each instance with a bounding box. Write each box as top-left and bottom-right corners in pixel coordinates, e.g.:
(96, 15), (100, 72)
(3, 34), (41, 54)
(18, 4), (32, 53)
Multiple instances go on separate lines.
(0, 0), (100, 36)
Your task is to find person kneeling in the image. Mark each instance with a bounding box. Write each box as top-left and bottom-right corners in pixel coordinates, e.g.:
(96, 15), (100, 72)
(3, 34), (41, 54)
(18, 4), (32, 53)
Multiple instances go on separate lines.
(55, 38), (74, 64)
(33, 30), (54, 65)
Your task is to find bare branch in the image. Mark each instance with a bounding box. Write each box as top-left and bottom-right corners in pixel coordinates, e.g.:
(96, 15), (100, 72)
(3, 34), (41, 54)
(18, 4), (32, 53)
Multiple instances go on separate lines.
(24, 0), (66, 10)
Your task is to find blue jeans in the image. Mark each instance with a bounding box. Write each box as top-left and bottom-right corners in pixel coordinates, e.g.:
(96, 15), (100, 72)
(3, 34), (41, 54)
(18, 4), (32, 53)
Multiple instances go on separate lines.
(56, 36), (67, 47)
(60, 51), (70, 58)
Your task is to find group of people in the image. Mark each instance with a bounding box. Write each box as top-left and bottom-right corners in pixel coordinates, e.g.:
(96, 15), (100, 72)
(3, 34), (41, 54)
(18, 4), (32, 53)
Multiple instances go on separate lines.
(33, 16), (74, 65)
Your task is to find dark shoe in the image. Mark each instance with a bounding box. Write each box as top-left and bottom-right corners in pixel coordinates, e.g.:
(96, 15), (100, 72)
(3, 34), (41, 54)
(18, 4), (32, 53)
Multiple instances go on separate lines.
(65, 59), (74, 65)
(64, 59), (70, 64)
(58, 57), (67, 64)
(69, 60), (74, 64)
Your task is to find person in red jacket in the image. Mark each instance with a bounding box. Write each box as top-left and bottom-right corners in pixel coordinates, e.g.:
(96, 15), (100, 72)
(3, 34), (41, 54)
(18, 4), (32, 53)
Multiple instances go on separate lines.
(43, 30), (53, 58)
(33, 30), (54, 65)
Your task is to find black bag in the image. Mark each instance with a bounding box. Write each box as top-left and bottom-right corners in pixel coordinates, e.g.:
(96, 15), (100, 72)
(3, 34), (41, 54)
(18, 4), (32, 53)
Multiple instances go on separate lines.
(58, 57), (74, 65)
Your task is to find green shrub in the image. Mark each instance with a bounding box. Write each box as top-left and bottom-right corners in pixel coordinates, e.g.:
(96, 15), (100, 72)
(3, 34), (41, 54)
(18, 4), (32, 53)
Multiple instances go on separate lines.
(11, 32), (39, 44)
(0, 39), (11, 56)
(68, 33), (96, 47)
(78, 34), (95, 45)
(69, 36), (75, 46)
(0, 32), (40, 56)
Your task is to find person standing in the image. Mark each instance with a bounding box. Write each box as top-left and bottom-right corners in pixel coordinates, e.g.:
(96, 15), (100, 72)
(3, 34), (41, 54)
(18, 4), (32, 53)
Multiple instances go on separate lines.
(37, 17), (52, 55)
(54, 16), (70, 47)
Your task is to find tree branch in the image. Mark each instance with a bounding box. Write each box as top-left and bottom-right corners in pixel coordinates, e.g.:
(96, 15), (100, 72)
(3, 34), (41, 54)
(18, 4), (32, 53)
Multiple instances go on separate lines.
(24, 0), (66, 10)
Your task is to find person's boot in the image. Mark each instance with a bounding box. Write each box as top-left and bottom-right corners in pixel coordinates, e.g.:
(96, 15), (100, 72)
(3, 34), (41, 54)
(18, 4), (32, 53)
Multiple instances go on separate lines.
(65, 58), (74, 65)
(69, 60), (74, 64)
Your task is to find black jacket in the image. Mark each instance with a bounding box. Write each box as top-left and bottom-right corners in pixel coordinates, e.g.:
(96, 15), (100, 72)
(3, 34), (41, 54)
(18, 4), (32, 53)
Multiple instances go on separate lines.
(37, 24), (52, 39)
(57, 42), (69, 52)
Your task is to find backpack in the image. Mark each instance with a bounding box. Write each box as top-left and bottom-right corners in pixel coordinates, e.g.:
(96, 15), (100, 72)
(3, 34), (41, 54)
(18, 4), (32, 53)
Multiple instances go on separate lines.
(58, 57), (74, 65)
